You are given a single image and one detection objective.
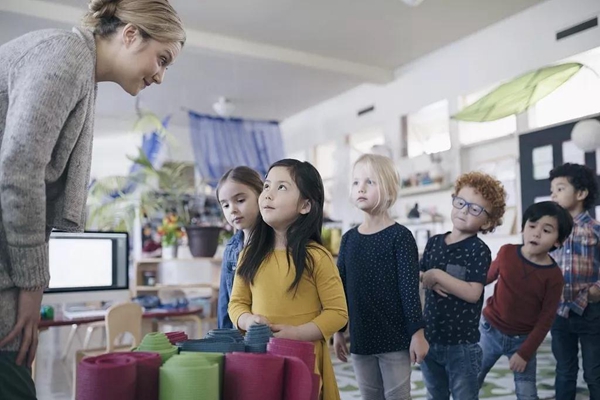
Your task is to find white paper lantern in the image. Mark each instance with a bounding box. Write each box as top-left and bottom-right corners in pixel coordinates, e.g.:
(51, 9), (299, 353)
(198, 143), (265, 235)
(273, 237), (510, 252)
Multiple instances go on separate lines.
(572, 119), (600, 152)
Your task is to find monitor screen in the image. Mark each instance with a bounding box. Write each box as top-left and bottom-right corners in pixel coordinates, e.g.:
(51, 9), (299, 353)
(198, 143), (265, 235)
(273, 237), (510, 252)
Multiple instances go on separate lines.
(46, 231), (129, 293)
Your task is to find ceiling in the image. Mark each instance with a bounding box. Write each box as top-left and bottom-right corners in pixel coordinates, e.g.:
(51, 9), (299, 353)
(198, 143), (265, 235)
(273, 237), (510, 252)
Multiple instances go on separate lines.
(0, 0), (545, 125)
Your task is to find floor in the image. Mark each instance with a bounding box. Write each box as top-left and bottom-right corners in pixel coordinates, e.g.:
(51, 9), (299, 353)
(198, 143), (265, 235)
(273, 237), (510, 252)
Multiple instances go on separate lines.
(35, 327), (589, 400)
(334, 338), (590, 399)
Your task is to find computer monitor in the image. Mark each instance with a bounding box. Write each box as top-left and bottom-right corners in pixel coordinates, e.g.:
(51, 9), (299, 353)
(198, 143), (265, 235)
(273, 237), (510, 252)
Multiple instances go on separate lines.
(42, 231), (130, 305)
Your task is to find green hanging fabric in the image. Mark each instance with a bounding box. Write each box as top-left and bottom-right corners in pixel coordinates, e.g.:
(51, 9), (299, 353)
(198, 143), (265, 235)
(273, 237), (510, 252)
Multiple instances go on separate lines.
(452, 63), (583, 122)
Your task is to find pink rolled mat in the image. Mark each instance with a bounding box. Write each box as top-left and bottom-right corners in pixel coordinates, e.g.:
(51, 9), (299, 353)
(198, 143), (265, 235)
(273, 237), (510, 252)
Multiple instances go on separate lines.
(282, 356), (313, 400)
(119, 352), (162, 400)
(223, 352), (285, 400)
(165, 331), (188, 345)
(76, 354), (136, 400)
(311, 374), (320, 400)
(267, 338), (316, 373)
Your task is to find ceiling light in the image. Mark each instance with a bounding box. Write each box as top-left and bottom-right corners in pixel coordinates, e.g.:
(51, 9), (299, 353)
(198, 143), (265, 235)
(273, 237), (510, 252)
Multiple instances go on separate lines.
(213, 97), (235, 117)
(402, 0), (424, 6)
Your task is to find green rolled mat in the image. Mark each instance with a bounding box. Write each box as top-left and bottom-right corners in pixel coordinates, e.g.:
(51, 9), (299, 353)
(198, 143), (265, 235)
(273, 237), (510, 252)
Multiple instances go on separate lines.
(180, 352), (224, 395)
(136, 332), (178, 364)
(159, 354), (219, 400)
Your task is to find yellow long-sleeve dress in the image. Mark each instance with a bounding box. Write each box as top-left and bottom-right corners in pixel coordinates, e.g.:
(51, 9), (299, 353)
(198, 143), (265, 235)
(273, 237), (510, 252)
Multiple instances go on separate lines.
(228, 245), (348, 400)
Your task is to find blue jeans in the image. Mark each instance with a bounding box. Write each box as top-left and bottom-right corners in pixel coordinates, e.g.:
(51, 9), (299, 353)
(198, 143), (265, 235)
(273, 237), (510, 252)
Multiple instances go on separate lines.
(421, 342), (482, 400)
(551, 303), (600, 400)
(352, 351), (412, 400)
(478, 316), (537, 400)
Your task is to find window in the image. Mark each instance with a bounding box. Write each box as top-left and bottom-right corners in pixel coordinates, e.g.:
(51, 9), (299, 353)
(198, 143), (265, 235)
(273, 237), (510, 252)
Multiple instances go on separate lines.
(458, 85), (517, 146)
(531, 47), (600, 128)
(314, 142), (337, 218)
(403, 100), (451, 158)
(314, 141), (336, 181)
(348, 128), (385, 164)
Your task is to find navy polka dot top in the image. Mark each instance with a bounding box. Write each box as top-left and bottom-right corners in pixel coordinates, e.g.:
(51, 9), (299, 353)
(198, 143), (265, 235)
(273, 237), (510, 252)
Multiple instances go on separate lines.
(337, 223), (425, 355)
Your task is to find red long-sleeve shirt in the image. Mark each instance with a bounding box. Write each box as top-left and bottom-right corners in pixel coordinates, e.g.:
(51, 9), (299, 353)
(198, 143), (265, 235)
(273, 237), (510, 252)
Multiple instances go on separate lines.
(483, 244), (564, 361)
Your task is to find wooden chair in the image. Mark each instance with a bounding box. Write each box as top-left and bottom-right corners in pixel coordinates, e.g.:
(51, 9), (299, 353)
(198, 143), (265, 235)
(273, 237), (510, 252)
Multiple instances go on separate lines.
(72, 302), (143, 399)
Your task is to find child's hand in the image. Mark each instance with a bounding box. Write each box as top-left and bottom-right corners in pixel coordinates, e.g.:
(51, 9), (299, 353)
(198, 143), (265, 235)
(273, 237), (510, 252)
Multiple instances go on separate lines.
(271, 324), (301, 340)
(333, 332), (348, 362)
(431, 283), (448, 298)
(588, 286), (600, 303)
(509, 353), (527, 373)
(249, 314), (270, 327)
(421, 270), (439, 289)
(409, 329), (429, 364)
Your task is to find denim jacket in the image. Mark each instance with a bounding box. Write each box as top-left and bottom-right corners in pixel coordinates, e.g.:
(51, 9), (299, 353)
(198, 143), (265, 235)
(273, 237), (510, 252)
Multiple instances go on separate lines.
(217, 231), (244, 329)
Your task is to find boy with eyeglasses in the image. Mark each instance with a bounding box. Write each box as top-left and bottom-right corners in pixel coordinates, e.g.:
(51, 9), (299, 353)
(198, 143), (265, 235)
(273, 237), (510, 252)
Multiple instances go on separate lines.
(420, 171), (507, 400)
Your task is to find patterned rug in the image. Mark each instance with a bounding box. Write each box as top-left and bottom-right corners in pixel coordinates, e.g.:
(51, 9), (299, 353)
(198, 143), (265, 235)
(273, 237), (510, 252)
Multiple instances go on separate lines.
(334, 339), (590, 399)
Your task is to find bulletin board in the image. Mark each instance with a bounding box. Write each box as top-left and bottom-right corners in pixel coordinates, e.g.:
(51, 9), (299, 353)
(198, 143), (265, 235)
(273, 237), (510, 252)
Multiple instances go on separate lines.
(519, 116), (600, 218)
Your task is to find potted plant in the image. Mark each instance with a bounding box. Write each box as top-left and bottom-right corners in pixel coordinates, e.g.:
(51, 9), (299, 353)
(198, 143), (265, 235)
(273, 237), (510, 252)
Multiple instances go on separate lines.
(87, 148), (224, 258)
(157, 213), (184, 259)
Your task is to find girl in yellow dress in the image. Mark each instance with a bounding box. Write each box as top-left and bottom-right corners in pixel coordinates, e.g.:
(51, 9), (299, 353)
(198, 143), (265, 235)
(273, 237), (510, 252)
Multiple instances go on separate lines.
(229, 159), (348, 400)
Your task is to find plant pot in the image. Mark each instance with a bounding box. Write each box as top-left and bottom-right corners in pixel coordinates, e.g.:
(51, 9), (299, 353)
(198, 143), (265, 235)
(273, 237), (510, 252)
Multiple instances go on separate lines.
(186, 226), (222, 258)
(162, 244), (178, 260)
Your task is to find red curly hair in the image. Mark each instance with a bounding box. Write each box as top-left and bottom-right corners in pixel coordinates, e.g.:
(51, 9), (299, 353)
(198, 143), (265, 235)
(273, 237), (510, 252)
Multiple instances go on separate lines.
(453, 172), (507, 234)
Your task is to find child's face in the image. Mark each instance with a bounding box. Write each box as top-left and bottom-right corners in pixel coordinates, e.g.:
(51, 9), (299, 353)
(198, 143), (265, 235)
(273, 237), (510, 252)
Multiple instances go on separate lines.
(259, 166), (310, 231)
(218, 180), (260, 232)
(522, 216), (560, 255)
(351, 162), (381, 213)
(451, 186), (492, 234)
(550, 177), (585, 213)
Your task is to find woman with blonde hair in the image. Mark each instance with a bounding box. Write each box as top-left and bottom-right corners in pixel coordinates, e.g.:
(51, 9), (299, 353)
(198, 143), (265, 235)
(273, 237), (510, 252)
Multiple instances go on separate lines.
(0, 1), (185, 398)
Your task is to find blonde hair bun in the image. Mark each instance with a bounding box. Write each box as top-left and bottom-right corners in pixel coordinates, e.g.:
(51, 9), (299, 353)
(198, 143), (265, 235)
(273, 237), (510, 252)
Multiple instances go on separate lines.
(87, 0), (119, 20)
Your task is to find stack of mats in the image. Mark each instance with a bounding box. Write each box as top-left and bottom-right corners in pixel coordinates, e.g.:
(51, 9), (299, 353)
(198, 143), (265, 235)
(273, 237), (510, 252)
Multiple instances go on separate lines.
(222, 337), (318, 400)
(76, 352), (161, 400)
(178, 328), (245, 353)
(164, 331), (188, 345)
(135, 332), (179, 364)
(244, 324), (272, 353)
(159, 353), (220, 400)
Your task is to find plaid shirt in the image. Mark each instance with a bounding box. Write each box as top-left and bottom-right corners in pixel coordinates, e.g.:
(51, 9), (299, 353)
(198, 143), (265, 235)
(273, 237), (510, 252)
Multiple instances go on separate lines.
(551, 212), (600, 317)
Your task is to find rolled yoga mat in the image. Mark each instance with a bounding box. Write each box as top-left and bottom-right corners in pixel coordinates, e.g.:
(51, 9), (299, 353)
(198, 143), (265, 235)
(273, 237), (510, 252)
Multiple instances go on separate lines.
(180, 352), (225, 397)
(136, 332), (178, 364)
(119, 352), (162, 400)
(76, 353), (136, 400)
(165, 331), (188, 345)
(267, 338), (316, 373)
(205, 328), (244, 343)
(244, 324), (272, 353)
(159, 354), (220, 400)
(281, 356), (313, 400)
(223, 352), (285, 400)
(180, 338), (246, 353)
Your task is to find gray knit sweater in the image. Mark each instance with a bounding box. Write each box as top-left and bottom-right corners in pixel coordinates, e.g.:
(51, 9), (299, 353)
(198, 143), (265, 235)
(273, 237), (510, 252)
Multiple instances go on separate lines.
(0, 28), (97, 351)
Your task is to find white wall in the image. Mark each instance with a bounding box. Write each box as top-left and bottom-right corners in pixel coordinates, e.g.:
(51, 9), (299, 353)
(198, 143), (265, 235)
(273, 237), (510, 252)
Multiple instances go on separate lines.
(281, 0), (600, 154)
(280, 0), (600, 257)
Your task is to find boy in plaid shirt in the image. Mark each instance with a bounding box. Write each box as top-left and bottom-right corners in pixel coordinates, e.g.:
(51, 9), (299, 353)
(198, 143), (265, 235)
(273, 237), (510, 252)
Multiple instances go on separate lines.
(549, 163), (600, 400)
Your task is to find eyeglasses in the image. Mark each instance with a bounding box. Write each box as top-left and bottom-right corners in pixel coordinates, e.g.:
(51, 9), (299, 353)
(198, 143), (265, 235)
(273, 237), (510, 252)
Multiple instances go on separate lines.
(452, 195), (489, 217)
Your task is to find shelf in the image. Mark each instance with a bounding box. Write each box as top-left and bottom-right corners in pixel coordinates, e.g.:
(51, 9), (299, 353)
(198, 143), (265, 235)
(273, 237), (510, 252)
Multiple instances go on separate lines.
(136, 283), (217, 291)
(398, 218), (445, 226)
(399, 183), (453, 197)
(136, 257), (222, 264)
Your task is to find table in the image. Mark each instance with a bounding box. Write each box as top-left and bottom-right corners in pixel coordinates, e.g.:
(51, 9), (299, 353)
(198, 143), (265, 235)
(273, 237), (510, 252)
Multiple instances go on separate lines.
(38, 306), (204, 329)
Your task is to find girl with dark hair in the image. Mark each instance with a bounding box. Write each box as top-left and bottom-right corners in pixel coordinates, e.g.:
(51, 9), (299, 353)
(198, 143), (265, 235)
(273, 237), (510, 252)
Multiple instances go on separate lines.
(216, 166), (263, 329)
(229, 159), (348, 400)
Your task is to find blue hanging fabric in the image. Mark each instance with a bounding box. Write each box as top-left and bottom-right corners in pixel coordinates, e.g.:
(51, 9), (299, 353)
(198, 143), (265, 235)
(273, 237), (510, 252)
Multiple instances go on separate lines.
(188, 112), (284, 187)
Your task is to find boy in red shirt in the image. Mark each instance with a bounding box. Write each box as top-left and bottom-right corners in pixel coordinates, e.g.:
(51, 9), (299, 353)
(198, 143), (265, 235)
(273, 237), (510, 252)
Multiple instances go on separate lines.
(478, 201), (573, 399)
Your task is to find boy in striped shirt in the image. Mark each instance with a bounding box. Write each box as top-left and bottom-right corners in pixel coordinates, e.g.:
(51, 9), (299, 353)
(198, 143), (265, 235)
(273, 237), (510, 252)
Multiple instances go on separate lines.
(549, 162), (600, 400)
